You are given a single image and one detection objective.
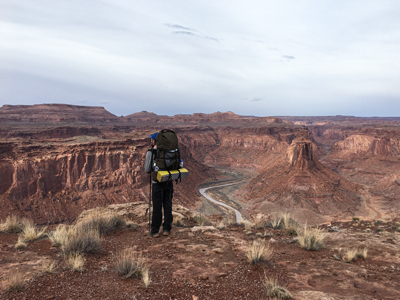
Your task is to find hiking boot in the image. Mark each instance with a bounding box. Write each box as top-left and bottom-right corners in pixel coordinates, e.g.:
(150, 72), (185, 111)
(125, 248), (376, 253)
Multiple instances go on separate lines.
(149, 232), (160, 238)
(162, 231), (170, 236)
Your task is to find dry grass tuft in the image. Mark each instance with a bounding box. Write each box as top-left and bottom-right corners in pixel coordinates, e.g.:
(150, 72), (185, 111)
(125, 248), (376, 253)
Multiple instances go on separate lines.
(0, 215), (24, 234)
(114, 249), (148, 280)
(48, 224), (72, 247)
(62, 229), (102, 256)
(240, 219), (253, 231)
(345, 248), (358, 262)
(263, 276), (292, 299)
(297, 225), (326, 251)
(4, 270), (25, 292)
(269, 217), (283, 229)
(42, 261), (57, 273)
(125, 221), (140, 230)
(357, 247), (368, 260)
(246, 240), (273, 264)
(65, 253), (86, 272)
(15, 236), (27, 249)
(216, 220), (226, 230)
(21, 221), (47, 242)
(77, 213), (126, 236)
(193, 215), (211, 226)
(142, 266), (151, 288)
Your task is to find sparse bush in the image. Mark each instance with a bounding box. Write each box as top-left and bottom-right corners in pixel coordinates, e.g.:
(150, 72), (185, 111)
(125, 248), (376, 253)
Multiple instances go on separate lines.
(193, 215), (211, 226)
(254, 220), (268, 229)
(267, 214), (299, 235)
(4, 271), (25, 292)
(376, 228), (383, 233)
(15, 236), (27, 249)
(345, 249), (358, 262)
(263, 276), (292, 299)
(268, 217), (283, 229)
(297, 225), (326, 251)
(352, 217), (360, 222)
(62, 229), (102, 256)
(357, 247), (368, 260)
(216, 220), (226, 230)
(338, 247), (368, 262)
(77, 214), (125, 236)
(48, 224), (72, 247)
(240, 220), (253, 231)
(42, 261), (57, 273)
(0, 215), (24, 234)
(21, 222), (47, 242)
(246, 240), (273, 264)
(142, 267), (151, 288)
(125, 221), (140, 230)
(65, 253), (85, 272)
(114, 249), (148, 280)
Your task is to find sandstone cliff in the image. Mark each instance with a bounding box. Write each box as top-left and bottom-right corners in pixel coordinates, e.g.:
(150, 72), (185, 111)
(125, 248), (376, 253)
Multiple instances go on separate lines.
(0, 104), (118, 122)
(247, 137), (361, 217)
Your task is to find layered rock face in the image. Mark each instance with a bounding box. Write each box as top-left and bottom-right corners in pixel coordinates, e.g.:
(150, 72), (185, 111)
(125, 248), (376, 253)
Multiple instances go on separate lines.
(0, 104), (118, 122)
(248, 137), (361, 217)
(0, 136), (209, 224)
(4, 105), (399, 224)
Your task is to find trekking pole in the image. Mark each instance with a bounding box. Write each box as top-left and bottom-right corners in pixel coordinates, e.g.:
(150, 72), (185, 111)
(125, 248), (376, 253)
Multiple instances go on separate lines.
(148, 171), (152, 233)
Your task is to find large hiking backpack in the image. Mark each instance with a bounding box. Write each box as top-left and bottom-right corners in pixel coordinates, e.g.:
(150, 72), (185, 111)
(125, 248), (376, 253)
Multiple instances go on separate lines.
(154, 129), (180, 171)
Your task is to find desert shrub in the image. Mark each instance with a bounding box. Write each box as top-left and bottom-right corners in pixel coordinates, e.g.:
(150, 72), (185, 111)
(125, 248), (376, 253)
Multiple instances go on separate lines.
(21, 222), (47, 242)
(4, 271), (25, 292)
(0, 215), (24, 234)
(114, 249), (148, 280)
(62, 229), (102, 256)
(125, 221), (140, 229)
(297, 225), (326, 251)
(246, 240), (273, 265)
(193, 215), (211, 226)
(77, 214), (125, 236)
(352, 217), (360, 222)
(345, 249), (358, 262)
(263, 276), (292, 299)
(15, 236), (27, 249)
(267, 214), (299, 235)
(42, 261), (57, 273)
(267, 217), (283, 229)
(142, 267), (151, 288)
(357, 247), (368, 260)
(48, 224), (72, 247)
(65, 253), (86, 272)
(216, 220), (226, 230)
(240, 219), (253, 231)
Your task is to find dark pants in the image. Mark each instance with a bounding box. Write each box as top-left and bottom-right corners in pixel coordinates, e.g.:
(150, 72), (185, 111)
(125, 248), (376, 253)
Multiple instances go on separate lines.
(151, 181), (174, 234)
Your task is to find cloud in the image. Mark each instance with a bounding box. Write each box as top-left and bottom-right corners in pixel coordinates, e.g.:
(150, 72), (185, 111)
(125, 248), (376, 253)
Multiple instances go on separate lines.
(282, 55), (295, 59)
(172, 31), (198, 37)
(172, 31), (219, 42)
(204, 36), (219, 42)
(164, 23), (194, 31)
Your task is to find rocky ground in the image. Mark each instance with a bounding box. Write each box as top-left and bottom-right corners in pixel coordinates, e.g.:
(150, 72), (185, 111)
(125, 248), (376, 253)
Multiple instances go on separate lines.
(1, 203), (400, 300)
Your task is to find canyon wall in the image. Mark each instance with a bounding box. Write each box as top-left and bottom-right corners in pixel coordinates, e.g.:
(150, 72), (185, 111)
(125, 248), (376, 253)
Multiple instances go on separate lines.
(0, 136), (210, 224)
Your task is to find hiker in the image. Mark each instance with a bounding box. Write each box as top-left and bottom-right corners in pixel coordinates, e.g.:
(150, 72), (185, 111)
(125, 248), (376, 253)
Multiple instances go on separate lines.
(144, 132), (174, 237)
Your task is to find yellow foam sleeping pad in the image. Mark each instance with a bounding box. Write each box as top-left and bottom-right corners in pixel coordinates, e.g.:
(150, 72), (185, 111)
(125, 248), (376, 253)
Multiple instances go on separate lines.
(156, 168), (189, 182)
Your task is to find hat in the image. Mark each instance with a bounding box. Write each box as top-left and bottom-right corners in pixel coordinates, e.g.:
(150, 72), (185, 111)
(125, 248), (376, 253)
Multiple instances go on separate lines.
(149, 132), (158, 141)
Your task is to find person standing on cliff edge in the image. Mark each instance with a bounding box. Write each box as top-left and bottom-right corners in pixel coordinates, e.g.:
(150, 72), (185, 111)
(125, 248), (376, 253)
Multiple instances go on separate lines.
(144, 132), (174, 238)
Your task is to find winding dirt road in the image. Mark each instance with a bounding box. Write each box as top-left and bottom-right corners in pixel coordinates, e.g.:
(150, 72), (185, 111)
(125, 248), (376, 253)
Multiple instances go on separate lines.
(199, 182), (243, 223)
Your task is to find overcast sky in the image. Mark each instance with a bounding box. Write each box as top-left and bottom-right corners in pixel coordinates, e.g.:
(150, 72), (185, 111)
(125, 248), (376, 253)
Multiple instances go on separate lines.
(1, 0), (400, 117)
